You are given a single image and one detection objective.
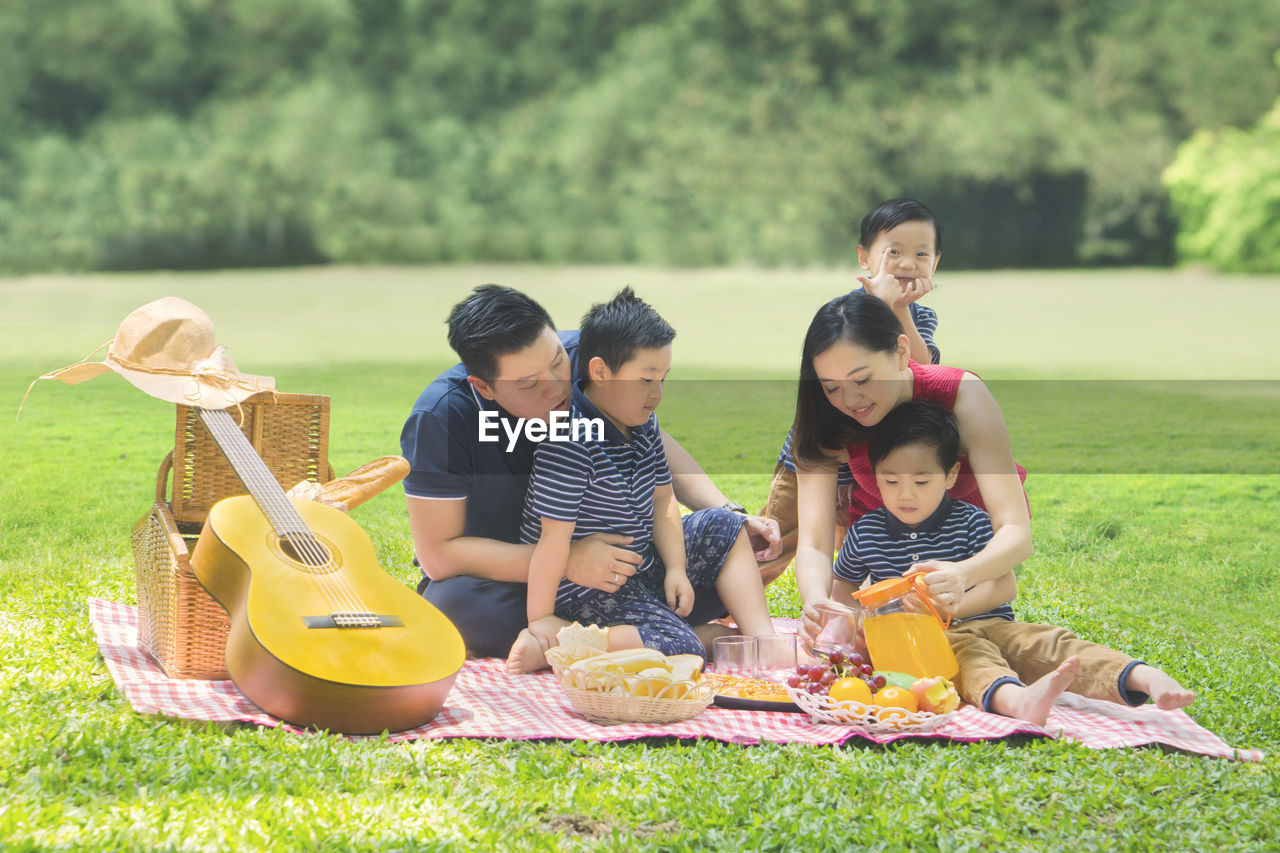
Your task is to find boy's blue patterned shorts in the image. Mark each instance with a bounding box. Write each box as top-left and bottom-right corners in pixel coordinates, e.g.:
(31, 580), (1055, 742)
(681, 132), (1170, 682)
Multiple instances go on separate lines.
(555, 507), (746, 658)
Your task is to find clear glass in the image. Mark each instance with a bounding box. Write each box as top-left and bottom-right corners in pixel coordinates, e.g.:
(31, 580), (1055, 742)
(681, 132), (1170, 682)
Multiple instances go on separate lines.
(710, 635), (758, 678)
(806, 601), (865, 660)
(754, 634), (798, 683)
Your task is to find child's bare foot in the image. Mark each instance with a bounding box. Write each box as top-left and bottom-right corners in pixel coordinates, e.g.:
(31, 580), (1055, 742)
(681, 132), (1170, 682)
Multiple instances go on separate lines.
(990, 656), (1080, 726)
(505, 629), (549, 674)
(1126, 664), (1196, 710)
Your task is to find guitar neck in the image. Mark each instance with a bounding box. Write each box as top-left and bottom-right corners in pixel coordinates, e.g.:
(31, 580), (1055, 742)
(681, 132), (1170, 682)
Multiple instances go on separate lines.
(197, 407), (311, 539)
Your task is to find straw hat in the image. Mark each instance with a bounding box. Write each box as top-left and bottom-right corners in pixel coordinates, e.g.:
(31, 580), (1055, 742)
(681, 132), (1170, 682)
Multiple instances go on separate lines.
(27, 296), (274, 410)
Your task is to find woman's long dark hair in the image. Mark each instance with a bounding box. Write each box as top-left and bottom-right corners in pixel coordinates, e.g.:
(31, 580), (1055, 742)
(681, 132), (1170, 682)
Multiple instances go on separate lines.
(792, 291), (905, 467)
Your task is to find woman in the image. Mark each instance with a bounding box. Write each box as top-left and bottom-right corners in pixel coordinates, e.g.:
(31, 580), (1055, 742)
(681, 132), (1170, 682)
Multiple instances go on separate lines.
(791, 291), (1029, 637)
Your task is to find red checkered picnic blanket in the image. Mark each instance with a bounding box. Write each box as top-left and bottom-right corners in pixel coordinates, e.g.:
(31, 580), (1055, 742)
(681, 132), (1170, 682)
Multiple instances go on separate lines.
(88, 598), (1262, 760)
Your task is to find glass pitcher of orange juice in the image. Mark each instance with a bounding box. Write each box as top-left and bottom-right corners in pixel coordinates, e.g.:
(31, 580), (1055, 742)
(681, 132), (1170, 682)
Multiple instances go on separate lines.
(851, 573), (958, 679)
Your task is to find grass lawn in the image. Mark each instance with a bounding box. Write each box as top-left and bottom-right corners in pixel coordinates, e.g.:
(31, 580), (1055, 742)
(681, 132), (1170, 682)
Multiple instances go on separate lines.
(2, 266), (1279, 850)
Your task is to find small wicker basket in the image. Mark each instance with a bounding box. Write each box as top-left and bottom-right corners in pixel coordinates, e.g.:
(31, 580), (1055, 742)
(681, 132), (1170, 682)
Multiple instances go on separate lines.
(131, 392), (332, 680)
(559, 668), (715, 725)
(544, 644), (604, 679)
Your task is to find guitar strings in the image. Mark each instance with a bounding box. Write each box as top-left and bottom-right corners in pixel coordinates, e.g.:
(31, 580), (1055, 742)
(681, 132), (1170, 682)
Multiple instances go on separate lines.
(234, 442), (366, 615)
(203, 409), (372, 617)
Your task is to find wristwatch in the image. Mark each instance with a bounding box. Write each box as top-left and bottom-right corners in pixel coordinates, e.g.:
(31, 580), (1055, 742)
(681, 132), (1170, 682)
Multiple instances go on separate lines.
(720, 501), (747, 514)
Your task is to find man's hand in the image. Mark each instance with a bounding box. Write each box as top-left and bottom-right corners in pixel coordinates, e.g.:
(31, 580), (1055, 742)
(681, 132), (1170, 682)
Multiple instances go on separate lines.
(908, 560), (966, 618)
(664, 570), (695, 617)
(741, 514), (782, 562)
(564, 532), (642, 591)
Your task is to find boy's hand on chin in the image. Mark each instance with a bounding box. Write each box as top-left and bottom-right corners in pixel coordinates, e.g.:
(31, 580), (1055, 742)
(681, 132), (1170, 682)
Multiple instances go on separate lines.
(895, 276), (934, 306)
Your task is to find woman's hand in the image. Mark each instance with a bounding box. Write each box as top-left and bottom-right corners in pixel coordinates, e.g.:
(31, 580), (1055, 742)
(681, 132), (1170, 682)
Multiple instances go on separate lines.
(908, 560), (966, 617)
(796, 597), (837, 651)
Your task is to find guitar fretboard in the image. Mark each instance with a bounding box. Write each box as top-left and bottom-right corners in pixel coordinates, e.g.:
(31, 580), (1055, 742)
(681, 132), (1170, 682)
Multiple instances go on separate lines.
(198, 407), (313, 543)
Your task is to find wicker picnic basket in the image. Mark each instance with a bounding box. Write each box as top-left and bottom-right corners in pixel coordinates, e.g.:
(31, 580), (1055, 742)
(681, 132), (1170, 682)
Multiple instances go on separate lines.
(131, 392), (333, 679)
(559, 668), (716, 725)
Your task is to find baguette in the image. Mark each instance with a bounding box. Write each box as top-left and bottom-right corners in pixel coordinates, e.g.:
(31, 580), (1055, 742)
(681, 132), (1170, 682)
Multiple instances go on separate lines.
(318, 455), (411, 511)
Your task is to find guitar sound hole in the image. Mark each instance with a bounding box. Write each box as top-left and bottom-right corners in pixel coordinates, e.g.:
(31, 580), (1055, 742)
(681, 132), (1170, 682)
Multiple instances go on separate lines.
(280, 535), (332, 567)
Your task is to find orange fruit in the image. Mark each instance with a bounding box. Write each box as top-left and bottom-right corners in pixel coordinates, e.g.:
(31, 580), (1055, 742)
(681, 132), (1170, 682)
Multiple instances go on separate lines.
(872, 685), (919, 713)
(876, 708), (910, 724)
(828, 677), (872, 705)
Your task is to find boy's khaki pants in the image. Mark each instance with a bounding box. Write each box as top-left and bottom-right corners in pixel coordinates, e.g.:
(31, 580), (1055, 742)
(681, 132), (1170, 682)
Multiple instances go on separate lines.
(946, 617), (1144, 710)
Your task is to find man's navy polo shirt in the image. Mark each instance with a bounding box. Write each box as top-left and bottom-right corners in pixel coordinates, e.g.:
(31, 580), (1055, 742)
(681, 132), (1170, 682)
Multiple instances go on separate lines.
(520, 379), (672, 606)
(834, 496), (1015, 622)
(399, 330), (579, 545)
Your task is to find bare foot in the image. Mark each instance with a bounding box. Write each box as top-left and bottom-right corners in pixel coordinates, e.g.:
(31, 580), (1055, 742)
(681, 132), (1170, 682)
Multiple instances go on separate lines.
(1126, 664), (1196, 710)
(990, 656), (1081, 726)
(505, 629), (549, 674)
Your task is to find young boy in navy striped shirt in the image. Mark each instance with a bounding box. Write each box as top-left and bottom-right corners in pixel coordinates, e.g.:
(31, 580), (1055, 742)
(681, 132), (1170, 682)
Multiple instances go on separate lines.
(507, 288), (777, 673)
(833, 401), (1194, 725)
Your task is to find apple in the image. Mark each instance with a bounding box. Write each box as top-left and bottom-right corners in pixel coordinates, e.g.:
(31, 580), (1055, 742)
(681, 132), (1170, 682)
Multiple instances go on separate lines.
(910, 676), (960, 714)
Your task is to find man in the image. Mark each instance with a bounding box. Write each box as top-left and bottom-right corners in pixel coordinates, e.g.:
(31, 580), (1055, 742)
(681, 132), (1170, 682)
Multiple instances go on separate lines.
(400, 285), (782, 657)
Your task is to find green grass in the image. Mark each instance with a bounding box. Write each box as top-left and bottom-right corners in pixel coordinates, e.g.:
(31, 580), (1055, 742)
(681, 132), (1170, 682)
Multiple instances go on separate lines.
(2, 267), (1279, 851)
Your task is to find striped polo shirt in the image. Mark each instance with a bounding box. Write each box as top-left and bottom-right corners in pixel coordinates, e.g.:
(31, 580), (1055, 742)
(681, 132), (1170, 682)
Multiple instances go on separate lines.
(834, 496), (1015, 622)
(520, 380), (672, 607)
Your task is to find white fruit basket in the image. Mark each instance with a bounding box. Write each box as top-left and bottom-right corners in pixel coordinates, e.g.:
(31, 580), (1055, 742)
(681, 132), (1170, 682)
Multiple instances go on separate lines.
(786, 687), (956, 734)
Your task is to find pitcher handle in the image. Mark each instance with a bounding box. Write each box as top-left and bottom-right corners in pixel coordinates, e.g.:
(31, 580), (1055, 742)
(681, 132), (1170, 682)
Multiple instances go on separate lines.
(907, 571), (952, 630)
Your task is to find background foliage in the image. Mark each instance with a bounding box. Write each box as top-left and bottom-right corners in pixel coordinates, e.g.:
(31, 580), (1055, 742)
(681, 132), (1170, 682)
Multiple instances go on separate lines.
(1163, 80), (1280, 274)
(1, 0), (1278, 273)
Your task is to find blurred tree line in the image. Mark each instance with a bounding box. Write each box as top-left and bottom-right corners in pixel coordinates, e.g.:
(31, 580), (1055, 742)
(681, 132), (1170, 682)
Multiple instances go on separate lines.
(1, 0), (1277, 273)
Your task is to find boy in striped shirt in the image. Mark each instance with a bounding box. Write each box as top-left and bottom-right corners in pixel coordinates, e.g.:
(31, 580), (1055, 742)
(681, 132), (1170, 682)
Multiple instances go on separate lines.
(833, 401), (1194, 725)
(507, 288), (777, 674)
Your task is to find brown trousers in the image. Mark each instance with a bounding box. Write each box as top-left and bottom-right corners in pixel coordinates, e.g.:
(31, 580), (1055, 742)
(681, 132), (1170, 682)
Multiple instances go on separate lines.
(946, 617), (1143, 709)
(757, 463), (853, 585)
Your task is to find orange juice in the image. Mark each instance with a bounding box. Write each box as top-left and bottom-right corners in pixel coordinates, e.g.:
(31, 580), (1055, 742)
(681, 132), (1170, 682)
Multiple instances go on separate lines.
(861, 611), (958, 679)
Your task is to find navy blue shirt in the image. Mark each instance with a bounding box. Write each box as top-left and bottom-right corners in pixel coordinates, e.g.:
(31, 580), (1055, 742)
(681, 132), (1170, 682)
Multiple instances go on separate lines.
(834, 497), (1015, 623)
(400, 330), (579, 545)
(520, 380), (672, 608)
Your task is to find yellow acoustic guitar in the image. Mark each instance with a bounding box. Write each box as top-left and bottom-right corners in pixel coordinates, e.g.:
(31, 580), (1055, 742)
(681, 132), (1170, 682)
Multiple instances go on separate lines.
(190, 407), (464, 734)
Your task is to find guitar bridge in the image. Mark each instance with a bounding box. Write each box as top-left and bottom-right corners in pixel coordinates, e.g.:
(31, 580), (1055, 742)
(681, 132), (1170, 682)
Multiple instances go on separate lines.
(302, 612), (406, 629)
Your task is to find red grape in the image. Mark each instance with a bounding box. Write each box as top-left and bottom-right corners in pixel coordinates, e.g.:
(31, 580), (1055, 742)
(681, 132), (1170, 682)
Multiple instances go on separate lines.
(786, 674), (804, 688)
(872, 674), (887, 690)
